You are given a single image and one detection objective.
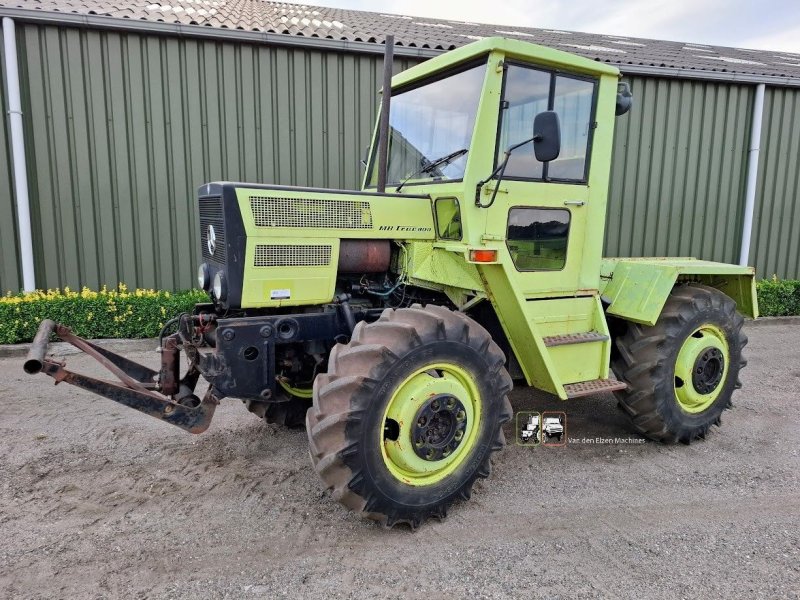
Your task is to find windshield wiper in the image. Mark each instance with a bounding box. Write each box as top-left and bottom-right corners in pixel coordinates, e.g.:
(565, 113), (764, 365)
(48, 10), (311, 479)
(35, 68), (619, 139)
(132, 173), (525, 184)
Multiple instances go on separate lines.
(395, 148), (468, 193)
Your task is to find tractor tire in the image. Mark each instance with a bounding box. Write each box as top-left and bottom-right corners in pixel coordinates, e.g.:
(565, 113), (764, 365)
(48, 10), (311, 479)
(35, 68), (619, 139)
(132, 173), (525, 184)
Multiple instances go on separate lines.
(612, 283), (747, 444)
(306, 304), (513, 528)
(245, 388), (311, 428)
(264, 396), (310, 428)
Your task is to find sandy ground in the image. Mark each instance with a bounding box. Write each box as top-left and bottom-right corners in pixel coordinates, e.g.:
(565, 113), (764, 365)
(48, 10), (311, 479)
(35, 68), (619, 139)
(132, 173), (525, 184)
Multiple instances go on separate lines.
(1, 322), (798, 599)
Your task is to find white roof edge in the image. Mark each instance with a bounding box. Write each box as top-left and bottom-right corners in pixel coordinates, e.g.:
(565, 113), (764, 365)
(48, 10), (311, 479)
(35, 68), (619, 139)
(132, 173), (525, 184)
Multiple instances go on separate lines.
(2, 8), (800, 88)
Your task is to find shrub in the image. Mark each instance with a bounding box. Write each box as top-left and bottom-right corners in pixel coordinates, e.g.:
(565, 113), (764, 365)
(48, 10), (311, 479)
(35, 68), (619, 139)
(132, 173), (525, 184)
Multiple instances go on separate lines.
(0, 285), (208, 345)
(1, 279), (798, 345)
(756, 277), (800, 317)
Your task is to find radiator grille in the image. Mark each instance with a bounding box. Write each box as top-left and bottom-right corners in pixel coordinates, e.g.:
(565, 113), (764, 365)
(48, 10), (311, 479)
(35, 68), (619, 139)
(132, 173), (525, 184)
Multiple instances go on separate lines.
(250, 196), (373, 229)
(254, 244), (332, 267)
(199, 196), (226, 263)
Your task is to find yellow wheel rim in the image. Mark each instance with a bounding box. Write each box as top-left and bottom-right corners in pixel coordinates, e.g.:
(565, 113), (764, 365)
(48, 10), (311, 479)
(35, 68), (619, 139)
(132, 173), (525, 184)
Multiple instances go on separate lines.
(674, 324), (729, 414)
(380, 362), (482, 487)
(276, 377), (313, 399)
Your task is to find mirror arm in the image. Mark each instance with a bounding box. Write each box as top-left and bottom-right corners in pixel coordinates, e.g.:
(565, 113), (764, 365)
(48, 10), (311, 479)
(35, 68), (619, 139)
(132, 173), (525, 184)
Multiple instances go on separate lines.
(475, 136), (536, 209)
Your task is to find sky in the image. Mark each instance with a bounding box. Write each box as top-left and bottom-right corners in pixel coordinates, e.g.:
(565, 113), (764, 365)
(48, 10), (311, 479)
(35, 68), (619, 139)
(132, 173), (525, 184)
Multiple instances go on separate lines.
(308, 0), (800, 54)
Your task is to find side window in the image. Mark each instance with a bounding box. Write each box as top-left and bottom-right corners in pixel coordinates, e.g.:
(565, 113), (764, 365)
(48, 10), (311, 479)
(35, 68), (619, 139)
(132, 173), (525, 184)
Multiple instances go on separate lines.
(497, 67), (550, 179)
(497, 65), (596, 182)
(549, 76), (594, 180)
(435, 197), (462, 240)
(507, 208), (570, 271)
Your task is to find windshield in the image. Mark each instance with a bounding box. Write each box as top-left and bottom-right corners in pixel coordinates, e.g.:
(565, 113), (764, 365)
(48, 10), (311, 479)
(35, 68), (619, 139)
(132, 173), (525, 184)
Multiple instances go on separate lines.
(368, 62), (486, 187)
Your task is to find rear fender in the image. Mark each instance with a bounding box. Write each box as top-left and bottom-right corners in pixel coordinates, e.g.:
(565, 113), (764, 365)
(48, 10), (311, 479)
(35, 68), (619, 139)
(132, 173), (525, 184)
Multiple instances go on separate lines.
(599, 258), (758, 326)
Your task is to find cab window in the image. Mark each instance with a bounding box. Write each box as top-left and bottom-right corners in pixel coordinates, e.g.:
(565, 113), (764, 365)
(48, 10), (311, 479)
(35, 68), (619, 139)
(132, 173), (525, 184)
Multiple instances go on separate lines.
(497, 65), (596, 182)
(507, 208), (570, 271)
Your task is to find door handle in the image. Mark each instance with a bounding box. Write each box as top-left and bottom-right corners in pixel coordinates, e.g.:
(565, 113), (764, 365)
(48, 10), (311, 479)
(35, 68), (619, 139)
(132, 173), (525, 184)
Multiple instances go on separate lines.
(564, 200), (585, 206)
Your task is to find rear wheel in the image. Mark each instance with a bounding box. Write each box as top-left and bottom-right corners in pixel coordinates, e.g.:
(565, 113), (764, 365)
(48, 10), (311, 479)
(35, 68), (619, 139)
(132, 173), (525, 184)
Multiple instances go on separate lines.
(306, 304), (512, 528)
(264, 388), (311, 428)
(612, 284), (747, 443)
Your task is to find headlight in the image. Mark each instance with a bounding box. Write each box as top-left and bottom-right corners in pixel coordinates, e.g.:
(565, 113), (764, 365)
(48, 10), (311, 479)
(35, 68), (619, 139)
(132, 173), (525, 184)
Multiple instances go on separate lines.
(212, 271), (227, 301)
(197, 263), (210, 290)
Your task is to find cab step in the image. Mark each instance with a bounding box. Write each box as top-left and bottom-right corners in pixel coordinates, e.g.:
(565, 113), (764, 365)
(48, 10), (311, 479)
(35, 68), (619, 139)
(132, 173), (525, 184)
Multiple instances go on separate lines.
(542, 332), (609, 347)
(564, 378), (627, 398)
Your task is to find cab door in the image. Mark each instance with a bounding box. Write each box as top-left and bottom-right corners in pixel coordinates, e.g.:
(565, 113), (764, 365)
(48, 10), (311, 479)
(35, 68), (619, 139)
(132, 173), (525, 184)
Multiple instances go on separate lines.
(488, 63), (599, 298)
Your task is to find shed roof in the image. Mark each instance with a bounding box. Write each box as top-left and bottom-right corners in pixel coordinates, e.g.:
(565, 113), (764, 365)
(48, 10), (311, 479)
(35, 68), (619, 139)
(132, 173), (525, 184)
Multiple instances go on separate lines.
(3, 0), (800, 85)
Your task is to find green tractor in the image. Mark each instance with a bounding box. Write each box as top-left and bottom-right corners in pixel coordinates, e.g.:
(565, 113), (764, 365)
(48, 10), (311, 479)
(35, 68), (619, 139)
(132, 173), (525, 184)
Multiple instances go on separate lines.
(25, 37), (757, 528)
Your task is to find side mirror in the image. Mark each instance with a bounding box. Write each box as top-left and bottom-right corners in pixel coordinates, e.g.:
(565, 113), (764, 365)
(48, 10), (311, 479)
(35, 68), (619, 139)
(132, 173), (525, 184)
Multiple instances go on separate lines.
(532, 111), (561, 163)
(615, 82), (633, 116)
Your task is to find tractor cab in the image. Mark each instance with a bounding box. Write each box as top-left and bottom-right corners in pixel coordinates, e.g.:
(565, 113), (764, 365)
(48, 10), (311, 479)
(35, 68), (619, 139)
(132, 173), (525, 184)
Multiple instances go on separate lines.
(363, 38), (631, 398)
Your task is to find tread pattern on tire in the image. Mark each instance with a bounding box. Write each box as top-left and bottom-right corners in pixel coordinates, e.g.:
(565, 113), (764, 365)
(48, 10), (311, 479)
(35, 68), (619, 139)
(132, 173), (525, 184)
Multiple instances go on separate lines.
(612, 283), (748, 444)
(264, 396), (310, 428)
(306, 304), (513, 528)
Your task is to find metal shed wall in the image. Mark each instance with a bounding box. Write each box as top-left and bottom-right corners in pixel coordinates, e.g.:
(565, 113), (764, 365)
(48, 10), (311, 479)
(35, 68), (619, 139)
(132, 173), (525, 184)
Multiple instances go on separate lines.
(0, 23), (416, 292)
(0, 25), (21, 292)
(606, 76), (754, 266)
(752, 86), (800, 279)
(1, 22), (799, 292)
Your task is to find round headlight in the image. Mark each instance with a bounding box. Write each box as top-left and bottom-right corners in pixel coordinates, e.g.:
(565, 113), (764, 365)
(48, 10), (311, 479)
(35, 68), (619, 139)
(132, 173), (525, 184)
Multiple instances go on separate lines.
(197, 263), (210, 290)
(212, 271), (227, 301)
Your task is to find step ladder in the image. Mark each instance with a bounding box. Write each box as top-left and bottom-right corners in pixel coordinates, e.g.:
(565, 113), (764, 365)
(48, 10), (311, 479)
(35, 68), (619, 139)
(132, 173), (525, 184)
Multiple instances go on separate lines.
(524, 295), (627, 399)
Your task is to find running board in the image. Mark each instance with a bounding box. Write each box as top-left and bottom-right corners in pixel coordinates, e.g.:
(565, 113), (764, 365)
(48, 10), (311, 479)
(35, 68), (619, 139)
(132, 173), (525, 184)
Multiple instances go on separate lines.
(564, 379), (627, 398)
(542, 332), (609, 347)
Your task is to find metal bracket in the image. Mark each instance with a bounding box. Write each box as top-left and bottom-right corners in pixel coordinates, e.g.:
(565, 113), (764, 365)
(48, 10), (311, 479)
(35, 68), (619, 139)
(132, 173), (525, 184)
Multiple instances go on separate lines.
(25, 321), (217, 433)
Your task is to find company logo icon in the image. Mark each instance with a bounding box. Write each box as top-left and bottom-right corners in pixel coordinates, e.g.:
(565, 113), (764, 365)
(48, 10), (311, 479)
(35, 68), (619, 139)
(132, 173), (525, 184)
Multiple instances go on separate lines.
(516, 411), (541, 446)
(207, 224), (217, 256)
(541, 411), (567, 446)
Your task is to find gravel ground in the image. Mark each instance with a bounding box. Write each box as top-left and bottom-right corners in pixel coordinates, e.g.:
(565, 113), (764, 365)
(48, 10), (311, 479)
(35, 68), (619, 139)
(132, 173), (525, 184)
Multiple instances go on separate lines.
(1, 322), (798, 599)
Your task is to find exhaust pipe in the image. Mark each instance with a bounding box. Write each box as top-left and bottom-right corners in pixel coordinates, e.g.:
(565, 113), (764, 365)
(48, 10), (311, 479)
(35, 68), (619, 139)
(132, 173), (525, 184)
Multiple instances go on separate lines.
(376, 34), (394, 193)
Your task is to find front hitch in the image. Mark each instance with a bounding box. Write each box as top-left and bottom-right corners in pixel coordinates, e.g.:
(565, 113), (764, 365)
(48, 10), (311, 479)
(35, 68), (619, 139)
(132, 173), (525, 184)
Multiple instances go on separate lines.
(24, 320), (218, 434)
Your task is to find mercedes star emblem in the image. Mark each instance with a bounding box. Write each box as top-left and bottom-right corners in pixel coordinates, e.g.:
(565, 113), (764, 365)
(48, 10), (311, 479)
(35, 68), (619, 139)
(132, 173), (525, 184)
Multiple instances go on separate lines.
(207, 224), (216, 256)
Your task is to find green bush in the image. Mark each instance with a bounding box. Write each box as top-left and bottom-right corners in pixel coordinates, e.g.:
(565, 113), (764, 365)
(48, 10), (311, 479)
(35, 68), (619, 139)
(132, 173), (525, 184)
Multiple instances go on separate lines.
(1, 278), (798, 345)
(0, 285), (208, 345)
(756, 277), (800, 317)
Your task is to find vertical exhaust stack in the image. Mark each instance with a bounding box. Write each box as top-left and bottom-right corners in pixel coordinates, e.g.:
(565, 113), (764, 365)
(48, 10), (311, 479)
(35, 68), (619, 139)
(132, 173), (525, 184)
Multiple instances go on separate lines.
(376, 35), (394, 193)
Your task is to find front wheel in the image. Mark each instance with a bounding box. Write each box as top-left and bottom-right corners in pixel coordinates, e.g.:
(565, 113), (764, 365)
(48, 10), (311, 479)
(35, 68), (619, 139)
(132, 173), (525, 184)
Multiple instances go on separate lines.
(306, 304), (512, 528)
(612, 284), (747, 444)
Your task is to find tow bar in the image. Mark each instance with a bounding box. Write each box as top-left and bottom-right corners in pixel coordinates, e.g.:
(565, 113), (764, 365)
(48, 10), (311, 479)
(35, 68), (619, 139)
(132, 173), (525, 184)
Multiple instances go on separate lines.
(24, 320), (218, 433)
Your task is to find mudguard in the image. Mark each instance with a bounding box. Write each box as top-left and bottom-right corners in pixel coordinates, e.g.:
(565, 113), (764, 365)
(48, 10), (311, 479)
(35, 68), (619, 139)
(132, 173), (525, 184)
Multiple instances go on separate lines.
(599, 258), (758, 326)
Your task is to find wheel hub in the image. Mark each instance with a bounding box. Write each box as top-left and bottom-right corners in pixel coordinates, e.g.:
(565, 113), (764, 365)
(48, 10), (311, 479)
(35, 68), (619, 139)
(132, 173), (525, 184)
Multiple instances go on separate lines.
(691, 347), (725, 394)
(412, 394), (467, 461)
(674, 324), (730, 413)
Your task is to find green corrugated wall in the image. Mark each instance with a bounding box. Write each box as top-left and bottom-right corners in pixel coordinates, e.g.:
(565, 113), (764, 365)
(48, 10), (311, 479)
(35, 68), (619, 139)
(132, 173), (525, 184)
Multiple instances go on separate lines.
(753, 87), (800, 279)
(606, 76), (754, 264)
(1, 23), (416, 291)
(1, 22), (799, 292)
(0, 24), (21, 292)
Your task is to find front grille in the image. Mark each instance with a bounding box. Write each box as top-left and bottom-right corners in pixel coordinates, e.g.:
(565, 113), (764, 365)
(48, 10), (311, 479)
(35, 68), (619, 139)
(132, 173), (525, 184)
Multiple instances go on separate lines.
(199, 196), (226, 263)
(254, 244), (332, 267)
(250, 196), (373, 229)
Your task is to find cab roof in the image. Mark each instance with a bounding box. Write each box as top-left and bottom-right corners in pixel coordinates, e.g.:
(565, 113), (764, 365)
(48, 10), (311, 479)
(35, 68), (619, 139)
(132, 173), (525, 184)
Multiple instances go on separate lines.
(391, 37), (621, 89)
